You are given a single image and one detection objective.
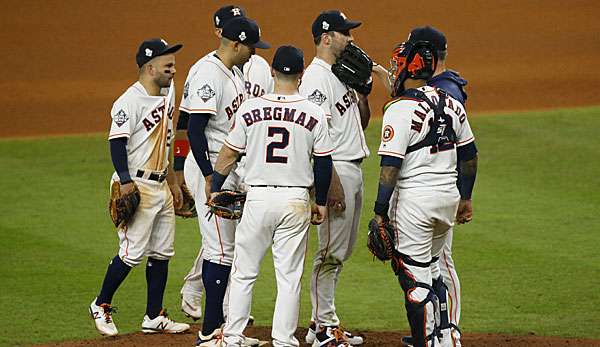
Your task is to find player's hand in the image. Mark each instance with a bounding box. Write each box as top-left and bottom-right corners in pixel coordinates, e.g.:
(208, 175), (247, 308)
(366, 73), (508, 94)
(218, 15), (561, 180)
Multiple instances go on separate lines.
(204, 174), (213, 201)
(311, 204), (328, 225)
(372, 62), (393, 94)
(456, 199), (473, 224)
(169, 183), (184, 209)
(373, 213), (385, 224)
(120, 181), (135, 195)
(327, 178), (346, 214)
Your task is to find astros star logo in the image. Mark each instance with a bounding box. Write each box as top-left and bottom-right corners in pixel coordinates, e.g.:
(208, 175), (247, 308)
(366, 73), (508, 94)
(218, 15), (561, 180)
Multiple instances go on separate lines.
(231, 8), (241, 16)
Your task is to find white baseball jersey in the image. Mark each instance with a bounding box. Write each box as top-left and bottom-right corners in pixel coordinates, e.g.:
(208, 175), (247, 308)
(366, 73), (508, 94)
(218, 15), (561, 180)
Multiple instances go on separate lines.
(243, 55), (274, 99)
(300, 57), (369, 161)
(179, 53), (245, 154)
(225, 93), (333, 187)
(108, 80), (175, 172)
(378, 86), (474, 189)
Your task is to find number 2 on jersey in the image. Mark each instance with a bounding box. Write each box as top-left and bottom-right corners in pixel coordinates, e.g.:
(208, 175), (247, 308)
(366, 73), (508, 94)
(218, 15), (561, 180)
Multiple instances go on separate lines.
(266, 126), (289, 163)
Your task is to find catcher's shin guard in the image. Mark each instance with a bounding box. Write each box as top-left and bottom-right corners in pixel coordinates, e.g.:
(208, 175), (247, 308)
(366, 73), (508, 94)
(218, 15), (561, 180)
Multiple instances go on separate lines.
(393, 252), (438, 347)
(432, 276), (451, 338)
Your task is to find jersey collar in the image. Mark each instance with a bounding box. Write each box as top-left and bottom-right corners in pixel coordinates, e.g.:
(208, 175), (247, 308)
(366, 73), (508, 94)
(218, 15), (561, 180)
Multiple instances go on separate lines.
(312, 57), (332, 69)
(260, 93), (305, 103)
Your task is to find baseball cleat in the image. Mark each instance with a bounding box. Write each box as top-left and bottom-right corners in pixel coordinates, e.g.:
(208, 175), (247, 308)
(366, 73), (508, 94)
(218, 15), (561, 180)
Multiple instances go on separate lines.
(242, 335), (260, 346)
(141, 309), (190, 334)
(401, 335), (414, 346)
(305, 321), (317, 344)
(311, 326), (352, 347)
(89, 298), (118, 337)
(247, 314), (255, 327)
(181, 291), (203, 320)
(196, 328), (224, 347)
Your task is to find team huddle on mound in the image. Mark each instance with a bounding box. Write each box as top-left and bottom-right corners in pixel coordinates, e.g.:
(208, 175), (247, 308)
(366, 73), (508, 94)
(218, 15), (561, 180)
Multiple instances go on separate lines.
(90, 5), (478, 347)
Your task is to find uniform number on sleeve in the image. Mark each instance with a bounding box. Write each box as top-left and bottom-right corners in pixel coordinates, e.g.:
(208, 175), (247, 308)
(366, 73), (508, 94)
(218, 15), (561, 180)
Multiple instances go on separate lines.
(266, 126), (289, 163)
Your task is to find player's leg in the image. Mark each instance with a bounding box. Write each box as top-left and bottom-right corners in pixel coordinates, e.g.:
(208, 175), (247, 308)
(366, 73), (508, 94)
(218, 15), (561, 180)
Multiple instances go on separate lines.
(142, 181), (189, 334)
(391, 190), (443, 347)
(180, 158), (206, 319)
(270, 190), (311, 347)
(431, 232), (452, 347)
(439, 228), (462, 346)
(309, 162), (362, 333)
(90, 179), (159, 336)
(222, 189), (276, 346)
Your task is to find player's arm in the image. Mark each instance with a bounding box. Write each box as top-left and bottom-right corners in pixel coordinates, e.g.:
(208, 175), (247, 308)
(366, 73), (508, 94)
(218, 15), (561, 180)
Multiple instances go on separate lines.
(372, 62), (393, 94)
(210, 145), (241, 193)
(456, 142), (478, 224)
(187, 112), (215, 176)
(173, 111), (191, 184)
(166, 132), (183, 209)
(312, 155), (333, 224)
(357, 93), (371, 130)
(373, 156), (402, 222)
(109, 137), (135, 195)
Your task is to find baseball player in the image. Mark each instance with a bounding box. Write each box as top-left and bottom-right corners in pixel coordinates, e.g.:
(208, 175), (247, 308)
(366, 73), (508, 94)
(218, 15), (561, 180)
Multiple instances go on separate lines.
(399, 26), (469, 347)
(177, 16), (270, 347)
(174, 5), (273, 322)
(208, 45), (334, 347)
(299, 10), (370, 346)
(88, 38), (190, 336)
(371, 40), (478, 347)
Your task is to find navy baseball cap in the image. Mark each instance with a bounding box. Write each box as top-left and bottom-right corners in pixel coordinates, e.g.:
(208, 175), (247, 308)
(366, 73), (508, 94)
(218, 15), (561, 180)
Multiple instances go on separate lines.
(136, 38), (182, 67)
(408, 26), (447, 51)
(312, 10), (361, 38)
(272, 45), (304, 74)
(221, 17), (270, 49)
(213, 5), (245, 28)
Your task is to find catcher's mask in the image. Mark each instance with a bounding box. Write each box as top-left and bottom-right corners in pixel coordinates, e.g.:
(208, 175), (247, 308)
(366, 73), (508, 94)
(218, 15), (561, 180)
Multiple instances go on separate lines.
(390, 40), (437, 97)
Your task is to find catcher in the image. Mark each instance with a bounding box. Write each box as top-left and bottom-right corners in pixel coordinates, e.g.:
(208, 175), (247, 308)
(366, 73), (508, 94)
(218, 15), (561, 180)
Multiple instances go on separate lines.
(368, 40), (478, 347)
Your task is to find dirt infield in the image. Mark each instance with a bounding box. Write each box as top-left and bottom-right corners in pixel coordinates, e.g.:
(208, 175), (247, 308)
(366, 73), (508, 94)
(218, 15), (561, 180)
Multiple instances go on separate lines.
(1, 0), (599, 137)
(35, 325), (600, 347)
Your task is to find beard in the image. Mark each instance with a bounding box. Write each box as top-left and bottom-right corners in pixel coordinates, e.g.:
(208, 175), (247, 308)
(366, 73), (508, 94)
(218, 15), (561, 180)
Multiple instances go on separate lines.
(156, 74), (172, 88)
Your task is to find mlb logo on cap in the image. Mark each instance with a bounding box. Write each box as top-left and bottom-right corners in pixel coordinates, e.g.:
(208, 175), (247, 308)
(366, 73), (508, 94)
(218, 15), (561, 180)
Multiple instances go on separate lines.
(272, 45), (304, 75)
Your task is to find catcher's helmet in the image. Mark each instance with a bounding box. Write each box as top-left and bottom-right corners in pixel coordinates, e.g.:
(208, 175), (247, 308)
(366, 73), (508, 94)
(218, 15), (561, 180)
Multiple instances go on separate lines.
(390, 40), (437, 97)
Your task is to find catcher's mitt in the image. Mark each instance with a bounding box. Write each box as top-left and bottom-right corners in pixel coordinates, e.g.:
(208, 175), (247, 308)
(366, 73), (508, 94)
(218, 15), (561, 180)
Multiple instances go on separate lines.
(206, 190), (246, 220)
(109, 181), (141, 229)
(331, 42), (373, 95)
(367, 217), (396, 261)
(175, 184), (197, 218)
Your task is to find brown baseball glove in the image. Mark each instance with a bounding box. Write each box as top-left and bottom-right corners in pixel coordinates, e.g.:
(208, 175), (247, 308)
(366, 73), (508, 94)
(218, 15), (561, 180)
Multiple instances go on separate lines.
(367, 217), (396, 261)
(206, 190), (246, 220)
(109, 181), (141, 228)
(175, 183), (197, 218)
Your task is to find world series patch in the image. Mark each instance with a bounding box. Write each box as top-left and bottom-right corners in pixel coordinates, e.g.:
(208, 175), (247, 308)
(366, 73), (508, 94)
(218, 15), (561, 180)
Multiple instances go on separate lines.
(308, 89), (327, 106)
(198, 84), (216, 102)
(183, 82), (190, 99)
(113, 109), (129, 127)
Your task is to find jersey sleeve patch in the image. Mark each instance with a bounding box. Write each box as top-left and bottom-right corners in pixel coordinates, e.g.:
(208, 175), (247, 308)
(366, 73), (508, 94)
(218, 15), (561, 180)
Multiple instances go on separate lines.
(197, 84), (216, 102)
(382, 125), (394, 142)
(113, 109), (129, 127)
(183, 81), (190, 99)
(308, 89), (327, 106)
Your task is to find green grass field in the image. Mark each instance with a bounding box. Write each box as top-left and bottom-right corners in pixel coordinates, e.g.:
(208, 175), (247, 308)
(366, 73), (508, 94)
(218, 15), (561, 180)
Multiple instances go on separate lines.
(1, 107), (599, 346)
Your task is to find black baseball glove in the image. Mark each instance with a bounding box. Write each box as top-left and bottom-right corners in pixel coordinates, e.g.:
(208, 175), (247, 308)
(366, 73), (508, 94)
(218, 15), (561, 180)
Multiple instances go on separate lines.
(109, 181), (141, 228)
(367, 217), (396, 261)
(332, 42), (373, 95)
(206, 190), (246, 220)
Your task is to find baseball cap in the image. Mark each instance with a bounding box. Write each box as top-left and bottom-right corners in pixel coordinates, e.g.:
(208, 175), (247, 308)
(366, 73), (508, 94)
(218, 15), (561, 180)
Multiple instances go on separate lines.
(213, 5), (246, 28)
(136, 38), (183, 67)
(272, 45), (304, 74)
(221, 17), (270, 49)
(312, 10), (361, 38)
(407, 26), (447, 51)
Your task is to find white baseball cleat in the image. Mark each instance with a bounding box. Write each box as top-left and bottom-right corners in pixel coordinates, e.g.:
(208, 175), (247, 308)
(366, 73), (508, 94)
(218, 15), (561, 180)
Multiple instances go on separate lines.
(242, 335), (260, 347)
(181, 291), (203, 320)
(196, 328), (224, 347)
(89, 298), (118, 337)
(141, 309), (190, 334)
(306, 322), (364, 346)
(305, 321), (317, 344)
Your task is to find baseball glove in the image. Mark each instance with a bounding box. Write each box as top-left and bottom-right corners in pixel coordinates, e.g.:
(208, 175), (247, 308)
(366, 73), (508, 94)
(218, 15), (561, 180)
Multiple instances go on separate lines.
(206, 190), (246, 220)
(331, 42), (374, 95)
(109, 181), (141, 229)
(367, 217), (396, 261)
(175, 184), (197, 218)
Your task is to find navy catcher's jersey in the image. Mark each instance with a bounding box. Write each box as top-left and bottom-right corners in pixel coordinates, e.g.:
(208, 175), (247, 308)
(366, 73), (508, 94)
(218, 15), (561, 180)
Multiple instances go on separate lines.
(428, 70), (467, 105)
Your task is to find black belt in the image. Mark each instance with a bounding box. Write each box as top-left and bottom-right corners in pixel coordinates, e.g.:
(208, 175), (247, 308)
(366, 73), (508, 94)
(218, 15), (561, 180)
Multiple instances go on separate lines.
(350, 158), (363, 164)
(251, 185), (308, 189)
(136, 169), (168, 182)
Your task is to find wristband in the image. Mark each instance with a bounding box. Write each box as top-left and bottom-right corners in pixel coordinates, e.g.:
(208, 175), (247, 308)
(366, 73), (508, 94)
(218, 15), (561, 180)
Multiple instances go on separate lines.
(210, 172), (227, 193)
